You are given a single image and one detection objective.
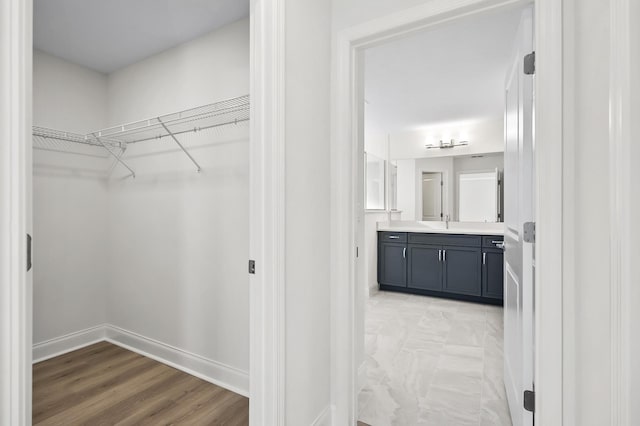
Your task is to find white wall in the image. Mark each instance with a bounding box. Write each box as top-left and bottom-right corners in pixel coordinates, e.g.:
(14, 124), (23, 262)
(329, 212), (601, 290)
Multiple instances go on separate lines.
(106, 20), (249, 125)
(33, 50), (108, 134)
(32, 50), (109, 345)
(396, 159), (416, 220)
(105, 18), (250, 378)
(284, 0), (332, 423)
(365, 133), (387, 159)
(391, 117), (504, 159)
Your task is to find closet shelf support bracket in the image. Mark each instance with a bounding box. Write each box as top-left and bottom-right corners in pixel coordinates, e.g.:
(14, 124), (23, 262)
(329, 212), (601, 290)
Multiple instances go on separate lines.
(158, 118), (202, 172)
(91, 134), (136, 179)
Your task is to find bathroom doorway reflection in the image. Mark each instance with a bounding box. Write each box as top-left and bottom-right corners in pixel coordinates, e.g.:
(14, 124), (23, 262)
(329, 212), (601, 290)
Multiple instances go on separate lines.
(422, 172), (443, 221)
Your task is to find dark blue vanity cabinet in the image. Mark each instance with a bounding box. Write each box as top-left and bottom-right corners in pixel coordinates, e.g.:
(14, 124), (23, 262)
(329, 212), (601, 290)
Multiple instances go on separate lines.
(482, 239), (505, 300)
(378, 231), (504, 304)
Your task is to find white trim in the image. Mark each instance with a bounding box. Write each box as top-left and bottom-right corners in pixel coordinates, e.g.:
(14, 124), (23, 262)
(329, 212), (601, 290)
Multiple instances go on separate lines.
(249, 0), (287, 424)
(105, 325), (249, 397)
(534, 0), (564, 424)
(32, 325), (106, 363)
(0, 0), (32, 424)
(310, 406), (332, 426)
(560, 0), (577, 423)
(609, 0), (632, 424)
(330, 0), (564, 425)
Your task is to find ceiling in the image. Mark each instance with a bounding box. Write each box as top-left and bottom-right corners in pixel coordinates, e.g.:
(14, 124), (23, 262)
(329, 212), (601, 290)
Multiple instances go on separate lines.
(365, 6), (524, 136)
(34, 0), (249, 74)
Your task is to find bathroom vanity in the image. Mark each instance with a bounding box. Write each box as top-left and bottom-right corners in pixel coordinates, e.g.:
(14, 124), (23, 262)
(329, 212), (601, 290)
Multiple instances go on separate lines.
(377, 222), (504, 305)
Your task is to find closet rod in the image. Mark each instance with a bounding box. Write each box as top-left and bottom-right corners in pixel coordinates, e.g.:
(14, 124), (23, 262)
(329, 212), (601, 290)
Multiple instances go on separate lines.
(158, 118), (201, 172)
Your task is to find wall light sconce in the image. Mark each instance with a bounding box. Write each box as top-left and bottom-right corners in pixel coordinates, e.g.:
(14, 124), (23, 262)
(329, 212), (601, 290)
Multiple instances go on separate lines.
(425, 139), (469, 149)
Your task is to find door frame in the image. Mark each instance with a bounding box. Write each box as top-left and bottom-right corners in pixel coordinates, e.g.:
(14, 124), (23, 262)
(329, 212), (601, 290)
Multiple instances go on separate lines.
(249, 0), (286, 424)
(329, 0), (564, 424)
(1, 0), (286, 424)
(0, 0), (33, 424)
(421, 171), (443, 221)
(608, 0), (635, 423)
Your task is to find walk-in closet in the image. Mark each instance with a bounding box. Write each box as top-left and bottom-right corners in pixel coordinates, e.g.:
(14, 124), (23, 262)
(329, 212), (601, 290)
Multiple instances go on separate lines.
(31, 1), (250, 423)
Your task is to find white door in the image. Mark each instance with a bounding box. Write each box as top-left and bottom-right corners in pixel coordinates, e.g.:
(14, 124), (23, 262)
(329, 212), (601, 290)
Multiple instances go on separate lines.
(503, 7), (534, 426)
(421, 172), (443, 221)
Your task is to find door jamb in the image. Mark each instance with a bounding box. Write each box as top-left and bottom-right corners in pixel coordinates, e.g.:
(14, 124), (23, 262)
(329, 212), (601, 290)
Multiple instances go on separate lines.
(330, 0), (564, 424)
(249, 0), (287, 425)
(0, 0), (33, 424)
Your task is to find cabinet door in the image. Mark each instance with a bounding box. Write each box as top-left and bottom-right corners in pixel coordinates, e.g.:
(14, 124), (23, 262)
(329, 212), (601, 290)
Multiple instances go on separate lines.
(442, 246), (482, 296)
(407, 244), (442, 291)
(378, 243), (407, 287)
(482, 249), (504, 299)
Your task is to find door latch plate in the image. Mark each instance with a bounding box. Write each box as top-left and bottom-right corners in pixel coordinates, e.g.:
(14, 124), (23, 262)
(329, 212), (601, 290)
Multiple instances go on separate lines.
(524, 390), (535, 412)
(523, 222), (536, 243)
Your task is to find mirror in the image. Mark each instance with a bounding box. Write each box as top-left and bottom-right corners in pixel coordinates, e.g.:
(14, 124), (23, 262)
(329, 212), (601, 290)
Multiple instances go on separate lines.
(393, 153), (504, 222)
(458, 170), (501, 222)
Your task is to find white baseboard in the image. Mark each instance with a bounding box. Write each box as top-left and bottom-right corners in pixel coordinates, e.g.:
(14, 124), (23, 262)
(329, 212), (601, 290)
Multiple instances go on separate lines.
(32, 324), (249, 398)
(104, 324), (249, 397)
(33, 324), (107, 363)
(311, 405), (332, 426)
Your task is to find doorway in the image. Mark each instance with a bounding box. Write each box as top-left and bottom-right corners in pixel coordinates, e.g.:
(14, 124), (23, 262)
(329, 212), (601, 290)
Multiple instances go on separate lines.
(421, 172), (443, 221)
(330, 0), (564, 424)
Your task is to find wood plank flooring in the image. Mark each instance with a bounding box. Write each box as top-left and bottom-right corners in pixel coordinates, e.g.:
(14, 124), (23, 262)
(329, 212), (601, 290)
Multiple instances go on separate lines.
(33, 341), (249, 425)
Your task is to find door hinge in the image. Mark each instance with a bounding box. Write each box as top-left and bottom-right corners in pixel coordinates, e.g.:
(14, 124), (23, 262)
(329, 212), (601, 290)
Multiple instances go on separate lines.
(524, 390), (535, 412)
(523, 222), (536, 243)
(524, 51), (535, 75)
(26, 234), (32, 272)
(248, 259), (256, 274)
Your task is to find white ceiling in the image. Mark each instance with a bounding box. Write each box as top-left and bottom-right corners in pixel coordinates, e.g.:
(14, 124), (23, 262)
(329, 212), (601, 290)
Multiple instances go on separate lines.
(34, 0), (249, 74)
(365, 7), (524, 136)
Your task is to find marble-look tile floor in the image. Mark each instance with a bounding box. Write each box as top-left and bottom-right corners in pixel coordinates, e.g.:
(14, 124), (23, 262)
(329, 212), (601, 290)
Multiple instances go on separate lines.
(358, 291), (512, 426)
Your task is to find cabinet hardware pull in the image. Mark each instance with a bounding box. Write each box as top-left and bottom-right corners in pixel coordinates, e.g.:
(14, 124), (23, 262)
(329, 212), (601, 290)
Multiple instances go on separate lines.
(403, 247), (406, 258)
(483, 252), (486, 265)
(389, 235), (400, 239)
(438, 249), (442, 262)
(443, 250), (446, 262)
(491, 240), (503, 244)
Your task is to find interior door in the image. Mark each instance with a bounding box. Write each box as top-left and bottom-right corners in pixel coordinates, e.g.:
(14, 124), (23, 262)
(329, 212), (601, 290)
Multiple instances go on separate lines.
(503, 7), (534, 426)
(421, 172), (443, 221)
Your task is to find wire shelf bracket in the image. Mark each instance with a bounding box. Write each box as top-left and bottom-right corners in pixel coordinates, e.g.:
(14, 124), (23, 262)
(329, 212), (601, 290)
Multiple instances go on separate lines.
(91, 134), (136, 178)
(157, 117), (201, 172)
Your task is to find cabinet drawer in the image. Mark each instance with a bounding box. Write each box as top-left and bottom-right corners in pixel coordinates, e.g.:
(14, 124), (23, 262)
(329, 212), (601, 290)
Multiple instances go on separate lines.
(379, 232), (407, 243)
(482, 235), (504, 249)
(408, 233), (481, 247)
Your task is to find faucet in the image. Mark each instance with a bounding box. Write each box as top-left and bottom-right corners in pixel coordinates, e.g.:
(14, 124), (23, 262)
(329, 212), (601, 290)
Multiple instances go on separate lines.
(445, 214), (450, 229)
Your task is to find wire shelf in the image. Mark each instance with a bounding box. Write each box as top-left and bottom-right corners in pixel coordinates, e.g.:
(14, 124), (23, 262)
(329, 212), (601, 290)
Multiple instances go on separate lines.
(32, 94), (250, 178)
(91, 95), (250, 144)
(33, 126), (123, 158)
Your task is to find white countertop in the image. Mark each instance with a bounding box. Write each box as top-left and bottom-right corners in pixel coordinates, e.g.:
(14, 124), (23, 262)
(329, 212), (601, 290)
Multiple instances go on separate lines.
(377, 221), (504, 236)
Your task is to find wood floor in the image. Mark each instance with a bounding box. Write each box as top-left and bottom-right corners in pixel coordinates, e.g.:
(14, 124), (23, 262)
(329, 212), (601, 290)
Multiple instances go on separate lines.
(33, 341), (249, 425)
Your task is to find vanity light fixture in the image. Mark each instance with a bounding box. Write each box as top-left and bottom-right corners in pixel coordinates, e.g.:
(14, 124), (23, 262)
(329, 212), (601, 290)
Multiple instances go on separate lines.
(425, 139), (469, 149)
